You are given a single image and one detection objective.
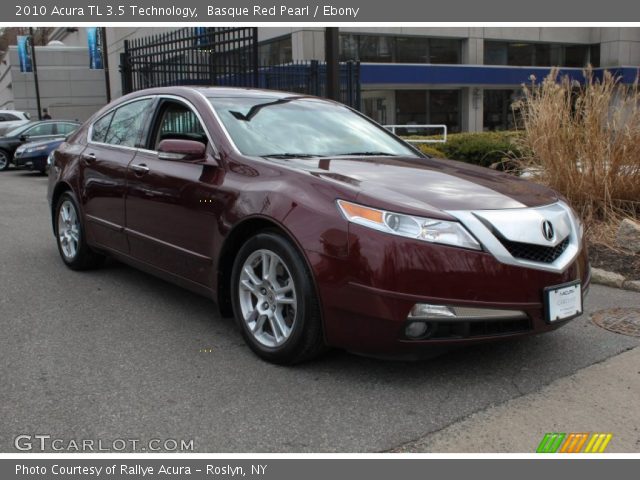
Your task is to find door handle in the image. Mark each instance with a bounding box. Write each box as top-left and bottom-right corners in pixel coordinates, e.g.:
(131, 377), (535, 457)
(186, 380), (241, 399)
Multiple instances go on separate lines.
(131, 163), (150, 175)
(82, 152), (96, 163)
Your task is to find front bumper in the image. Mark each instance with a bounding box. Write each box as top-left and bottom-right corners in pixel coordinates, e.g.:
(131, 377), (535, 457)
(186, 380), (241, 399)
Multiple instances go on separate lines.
(13, 153), (47, 171)
(309, 223), (590, 355)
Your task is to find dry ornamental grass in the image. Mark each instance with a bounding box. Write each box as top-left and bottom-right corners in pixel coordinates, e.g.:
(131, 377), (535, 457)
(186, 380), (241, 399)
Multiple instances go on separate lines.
(514, 68), (640, 243)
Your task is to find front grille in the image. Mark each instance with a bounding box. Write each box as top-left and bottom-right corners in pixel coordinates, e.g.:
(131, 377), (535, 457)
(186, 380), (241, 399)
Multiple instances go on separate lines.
(427, 318), (531, 340)
(499, 236), (570, 263)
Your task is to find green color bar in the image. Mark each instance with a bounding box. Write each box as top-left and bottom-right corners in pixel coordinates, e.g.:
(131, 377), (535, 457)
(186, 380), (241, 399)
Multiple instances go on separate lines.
(536, 433), (566, 453)
(536, 433), (553, 453)
(549, 433), (566, 453)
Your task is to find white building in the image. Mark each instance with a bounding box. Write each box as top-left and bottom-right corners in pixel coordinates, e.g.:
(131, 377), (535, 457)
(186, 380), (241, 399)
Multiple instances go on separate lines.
(48, 27), (640, 131)
(0, 42), (108, 121)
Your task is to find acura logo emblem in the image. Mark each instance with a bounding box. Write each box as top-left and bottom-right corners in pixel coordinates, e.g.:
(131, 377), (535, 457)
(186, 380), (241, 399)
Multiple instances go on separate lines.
(542, 220), (555, 241)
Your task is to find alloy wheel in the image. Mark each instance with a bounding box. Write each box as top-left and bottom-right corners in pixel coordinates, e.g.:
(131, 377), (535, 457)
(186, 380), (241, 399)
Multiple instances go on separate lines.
(238, 249), (298, 348)
(0, 152), (8, 170)
(57, 199), (80, 260)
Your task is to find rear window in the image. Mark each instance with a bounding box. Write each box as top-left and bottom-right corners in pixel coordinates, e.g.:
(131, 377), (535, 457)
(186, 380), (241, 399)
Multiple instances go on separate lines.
(0, 113), (20, 121)
(90, 112), (114, 143)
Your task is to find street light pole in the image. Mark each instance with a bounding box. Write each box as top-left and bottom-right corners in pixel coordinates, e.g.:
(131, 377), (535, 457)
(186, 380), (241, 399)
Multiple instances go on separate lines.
(101, 27), (111, 103)
(28, 27), (43, 120)
(325, 27), (340, 101)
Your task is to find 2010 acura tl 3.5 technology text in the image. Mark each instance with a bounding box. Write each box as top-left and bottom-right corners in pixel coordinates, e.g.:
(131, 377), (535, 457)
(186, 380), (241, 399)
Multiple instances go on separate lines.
(47, 87), (590, 364)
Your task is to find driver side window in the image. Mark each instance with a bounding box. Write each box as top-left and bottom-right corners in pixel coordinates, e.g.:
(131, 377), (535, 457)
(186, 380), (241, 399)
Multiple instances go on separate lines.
(153, 101), (207, 150)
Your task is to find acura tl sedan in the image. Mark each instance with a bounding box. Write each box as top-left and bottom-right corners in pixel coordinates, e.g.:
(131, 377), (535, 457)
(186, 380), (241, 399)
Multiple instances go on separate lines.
(47, 87), (590, 364)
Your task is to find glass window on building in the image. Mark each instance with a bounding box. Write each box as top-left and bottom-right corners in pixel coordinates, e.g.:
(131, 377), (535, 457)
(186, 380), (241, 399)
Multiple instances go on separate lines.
(340, 34), (359, 62)
(358, 35), (395, 62)
(484, 41), (596, 67)
(507, 43), (536, 66)
(429, 38), (461, 64)
(258, 36), (292, 65)
(483, 89), (521, 131)
(589, 44), (601, 67)
(534, 43), (564, 66)
(339, 34), (462, 64)
(484, 42), (508, 65)
(396, 36), (429, 63)
(564, 45), (590, 67)
(395, 90), (461, 134)
(396, 91), (427, 125)
(429, 90), (461, 132)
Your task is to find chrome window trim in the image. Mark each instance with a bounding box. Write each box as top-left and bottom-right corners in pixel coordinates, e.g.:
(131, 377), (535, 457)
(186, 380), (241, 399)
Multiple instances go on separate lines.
(446, 201), (582, 274)
(149, 94), (219, 156)
(86, 93), (220, 158)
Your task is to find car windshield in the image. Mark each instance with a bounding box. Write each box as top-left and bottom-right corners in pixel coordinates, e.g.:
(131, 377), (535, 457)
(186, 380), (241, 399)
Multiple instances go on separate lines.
(208, 96), (417, 158)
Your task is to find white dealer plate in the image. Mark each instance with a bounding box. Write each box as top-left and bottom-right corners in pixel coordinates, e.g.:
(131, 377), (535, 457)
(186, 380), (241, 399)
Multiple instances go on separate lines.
(544, 281), (582, 323)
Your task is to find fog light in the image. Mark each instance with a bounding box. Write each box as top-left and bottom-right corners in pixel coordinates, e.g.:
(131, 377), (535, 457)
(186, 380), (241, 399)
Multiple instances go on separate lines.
(405, 321), (429, 339)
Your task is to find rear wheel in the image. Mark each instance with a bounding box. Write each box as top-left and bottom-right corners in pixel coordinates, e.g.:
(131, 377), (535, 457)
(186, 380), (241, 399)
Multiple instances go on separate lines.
(0, 149), (10, 171)
(55, 192), (104, 270)
(231, 232), (325, 364)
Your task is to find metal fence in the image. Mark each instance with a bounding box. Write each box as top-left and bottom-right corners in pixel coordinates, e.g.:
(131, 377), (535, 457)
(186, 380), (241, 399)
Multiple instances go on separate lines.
(384, 124), (448, 143)
(120, 27), (361, 109)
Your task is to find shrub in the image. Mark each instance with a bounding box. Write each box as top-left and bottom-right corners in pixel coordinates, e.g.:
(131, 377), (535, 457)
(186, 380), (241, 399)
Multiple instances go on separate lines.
(514, 68), (640, 223)
(414, 144), (446, 157)
(403, 131), (527, 168)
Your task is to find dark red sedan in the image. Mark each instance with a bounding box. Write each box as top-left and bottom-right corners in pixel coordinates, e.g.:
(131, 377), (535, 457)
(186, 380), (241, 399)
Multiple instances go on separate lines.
(47, 87), (590, 364)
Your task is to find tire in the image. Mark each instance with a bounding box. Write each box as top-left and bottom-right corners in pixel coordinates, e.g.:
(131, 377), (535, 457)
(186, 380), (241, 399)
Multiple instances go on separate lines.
(231, 231), (326, 364)
(54, 191), (105, 270)
(0, 149), (10, 171)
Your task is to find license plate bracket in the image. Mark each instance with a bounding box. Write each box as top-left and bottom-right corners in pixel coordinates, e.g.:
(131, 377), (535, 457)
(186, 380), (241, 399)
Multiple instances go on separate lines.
(544, 280), (582, 323)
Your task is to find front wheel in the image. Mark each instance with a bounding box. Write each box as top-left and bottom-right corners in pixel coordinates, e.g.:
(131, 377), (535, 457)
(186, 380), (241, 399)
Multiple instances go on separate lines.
(54, 192), (104, 270)
(231, 232), (326, 364)
(0, 149), (10, 171)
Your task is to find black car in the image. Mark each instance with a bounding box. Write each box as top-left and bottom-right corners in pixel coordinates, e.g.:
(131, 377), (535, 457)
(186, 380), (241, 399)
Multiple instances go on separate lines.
(0, 120), (79, 171)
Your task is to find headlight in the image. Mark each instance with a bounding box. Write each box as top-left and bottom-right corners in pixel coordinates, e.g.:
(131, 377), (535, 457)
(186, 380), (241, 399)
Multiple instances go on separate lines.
(27, 145), (48, 153)
(47, 151), (55, 166)
(337, 200), (482, 250)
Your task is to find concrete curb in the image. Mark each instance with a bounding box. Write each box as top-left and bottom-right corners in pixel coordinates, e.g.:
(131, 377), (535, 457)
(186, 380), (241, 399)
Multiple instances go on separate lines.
(591, 267), (640, 292)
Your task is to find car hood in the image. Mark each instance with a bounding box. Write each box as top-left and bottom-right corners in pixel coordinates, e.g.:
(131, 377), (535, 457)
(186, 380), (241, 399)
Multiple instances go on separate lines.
(278, 156), (558, 216)
(20, 138), (64, 148)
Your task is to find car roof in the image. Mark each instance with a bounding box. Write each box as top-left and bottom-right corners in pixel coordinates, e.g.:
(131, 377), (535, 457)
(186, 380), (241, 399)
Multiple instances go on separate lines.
(23, 120), (80, 125)
(128, 86), (316, 100)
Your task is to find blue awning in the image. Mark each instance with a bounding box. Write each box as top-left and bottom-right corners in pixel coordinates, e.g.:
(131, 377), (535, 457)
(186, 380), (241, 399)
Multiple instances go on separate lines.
(360, 64), (640, 86)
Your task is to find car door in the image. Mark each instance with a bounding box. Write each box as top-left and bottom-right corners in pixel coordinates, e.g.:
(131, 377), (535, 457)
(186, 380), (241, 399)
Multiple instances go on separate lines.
(80, 97), (154, 253)
(125, 96), (223, 286)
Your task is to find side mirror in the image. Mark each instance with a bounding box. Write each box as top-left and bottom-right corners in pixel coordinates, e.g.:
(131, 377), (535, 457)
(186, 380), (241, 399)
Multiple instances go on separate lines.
(157, 139), (207, 163)
(19, 134), (29, 142)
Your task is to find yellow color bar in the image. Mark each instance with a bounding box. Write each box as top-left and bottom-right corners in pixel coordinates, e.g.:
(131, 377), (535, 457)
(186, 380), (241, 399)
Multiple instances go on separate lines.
(597, 434), (613, 453)
(584, 433), (613, 453)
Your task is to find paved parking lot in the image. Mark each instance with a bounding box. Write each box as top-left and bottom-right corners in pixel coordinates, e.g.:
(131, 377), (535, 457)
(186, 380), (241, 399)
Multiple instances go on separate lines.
(1, 169), (639, 452)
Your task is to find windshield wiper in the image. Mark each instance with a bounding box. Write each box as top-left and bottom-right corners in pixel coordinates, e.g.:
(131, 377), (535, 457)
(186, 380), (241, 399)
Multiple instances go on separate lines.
(335, 151), (399, 157)
(262, 153), (320, 159)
